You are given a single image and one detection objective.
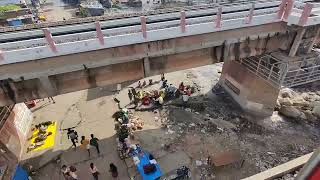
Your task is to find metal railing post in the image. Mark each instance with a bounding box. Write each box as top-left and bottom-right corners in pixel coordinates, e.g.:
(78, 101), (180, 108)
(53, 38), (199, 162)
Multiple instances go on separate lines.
(283, 0), (294, 20)
(140, 16), (147, 39)
(279, 63), (288, 86)
(180, 11), (186, 33)
(256, 57), (262, 75)
(290, 70), (300, 87)
(216, 7), (222, 28)
(306, 66), (316, 82)
(298, 3), (313, 26)
(268, 64), (275, 80)
(42, 28), (57, 53)
(246, 3), (255, 24)
(95, 21), (104, 45)
(277, 0), (288, 20)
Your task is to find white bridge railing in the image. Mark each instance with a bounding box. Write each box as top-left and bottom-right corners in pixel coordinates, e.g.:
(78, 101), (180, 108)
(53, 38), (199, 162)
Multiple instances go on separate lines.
(0, 0), (319, 66)
(238, 50), (320, 88)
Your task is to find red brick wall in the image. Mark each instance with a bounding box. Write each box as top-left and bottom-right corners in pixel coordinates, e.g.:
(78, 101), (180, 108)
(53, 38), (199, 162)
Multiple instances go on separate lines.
(0, 103), (32, 159)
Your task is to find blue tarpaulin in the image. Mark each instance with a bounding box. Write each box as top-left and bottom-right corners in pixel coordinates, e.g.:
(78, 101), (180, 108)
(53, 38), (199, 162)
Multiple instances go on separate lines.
(136, 152), (162, 180)
(12, 165), (28, 180)
(7, 18), (23, 27)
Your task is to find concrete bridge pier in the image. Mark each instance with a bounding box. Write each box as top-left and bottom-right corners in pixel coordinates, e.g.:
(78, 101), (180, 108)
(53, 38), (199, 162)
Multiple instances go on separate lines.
(219, 59), (279, 117)
(218, 24), (320, 117)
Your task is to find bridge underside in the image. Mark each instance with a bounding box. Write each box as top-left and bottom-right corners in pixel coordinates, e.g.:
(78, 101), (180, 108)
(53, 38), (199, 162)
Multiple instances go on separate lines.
(0, 22), (292, 106)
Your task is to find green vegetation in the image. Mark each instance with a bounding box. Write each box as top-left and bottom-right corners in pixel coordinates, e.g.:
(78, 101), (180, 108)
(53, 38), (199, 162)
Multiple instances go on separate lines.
(0, 4), (21, 15)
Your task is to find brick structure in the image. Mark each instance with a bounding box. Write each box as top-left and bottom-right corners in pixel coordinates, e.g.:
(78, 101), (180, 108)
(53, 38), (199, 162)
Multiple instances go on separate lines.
(0, 104), (32, 179)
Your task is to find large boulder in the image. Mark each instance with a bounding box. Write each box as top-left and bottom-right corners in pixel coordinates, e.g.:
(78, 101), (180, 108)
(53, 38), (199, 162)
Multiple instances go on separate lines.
(278, 97), (293, 106)
(309, 94), (320, 102)
(312, 106), (320, 118)
(310, 101), (320, 108)
(279, 106), (302, 119)
(292, 97), (310, 107)
(301, 92), (311, 101)
(303, 110), (317, 122)
(279, 88), (296, 98)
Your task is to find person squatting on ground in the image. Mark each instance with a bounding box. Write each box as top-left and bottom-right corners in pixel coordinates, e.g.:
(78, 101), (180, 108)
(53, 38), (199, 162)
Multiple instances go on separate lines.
(61, 165), (78, 180)
(90, 134), (100, 155)
(109, 163), (118, 178)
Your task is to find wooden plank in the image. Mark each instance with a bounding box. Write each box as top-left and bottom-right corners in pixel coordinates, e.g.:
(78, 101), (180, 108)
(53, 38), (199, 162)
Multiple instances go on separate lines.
(242, 152), (313, 180)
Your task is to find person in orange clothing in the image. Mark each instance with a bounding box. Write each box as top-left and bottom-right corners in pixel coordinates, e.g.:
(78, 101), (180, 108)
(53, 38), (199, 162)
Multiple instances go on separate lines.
(80, 136), (91, 157)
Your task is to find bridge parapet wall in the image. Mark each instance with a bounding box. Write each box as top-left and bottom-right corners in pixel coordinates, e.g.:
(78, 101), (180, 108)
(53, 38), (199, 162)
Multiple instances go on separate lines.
(1, 0), (319, 65)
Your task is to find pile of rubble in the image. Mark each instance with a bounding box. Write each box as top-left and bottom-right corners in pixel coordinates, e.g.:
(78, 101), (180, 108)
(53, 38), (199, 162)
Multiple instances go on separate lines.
(276, 88), (320, 122)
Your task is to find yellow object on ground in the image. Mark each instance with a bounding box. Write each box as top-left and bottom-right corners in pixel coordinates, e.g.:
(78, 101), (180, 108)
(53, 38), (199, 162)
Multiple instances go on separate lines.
(39, 15), (46, 21)
(30, 122), (57, 152)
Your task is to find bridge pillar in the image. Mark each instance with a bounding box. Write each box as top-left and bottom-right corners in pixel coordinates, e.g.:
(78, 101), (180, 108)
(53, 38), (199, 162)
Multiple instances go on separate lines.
(289, 28), (306, 57)
(219, 60), (279, 117)
(223, 42), (230, 62)
(39, 76), (57, 97)
(143, 57), (151, 77)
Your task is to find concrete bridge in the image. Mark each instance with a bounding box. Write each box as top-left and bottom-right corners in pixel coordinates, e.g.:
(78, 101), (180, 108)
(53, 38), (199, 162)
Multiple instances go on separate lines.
(1, 0), (320, 116)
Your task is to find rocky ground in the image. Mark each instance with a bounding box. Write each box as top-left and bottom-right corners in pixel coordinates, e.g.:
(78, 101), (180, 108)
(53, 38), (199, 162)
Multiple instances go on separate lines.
(277, 85), (320, 123)
(124, 64), (320, 179)
(23, 63), (319, 180)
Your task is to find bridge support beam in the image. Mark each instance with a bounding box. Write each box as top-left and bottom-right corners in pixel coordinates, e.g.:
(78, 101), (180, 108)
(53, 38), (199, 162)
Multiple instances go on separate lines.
(219, 60), (279, 117)
(143, 57), (151, 77)
(223, 42), (230, 62)
(39, 76), (57, 97)
(289, 28), (306, 57)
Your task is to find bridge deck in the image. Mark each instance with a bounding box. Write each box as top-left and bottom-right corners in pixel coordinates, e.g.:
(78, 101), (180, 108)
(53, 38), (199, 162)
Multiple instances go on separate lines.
(0, 0), (320, 66)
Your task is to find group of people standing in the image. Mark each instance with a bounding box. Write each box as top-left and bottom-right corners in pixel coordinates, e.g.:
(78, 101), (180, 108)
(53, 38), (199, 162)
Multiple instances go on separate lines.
(63, 128), (119, 180)
(61, 162), (118, 180)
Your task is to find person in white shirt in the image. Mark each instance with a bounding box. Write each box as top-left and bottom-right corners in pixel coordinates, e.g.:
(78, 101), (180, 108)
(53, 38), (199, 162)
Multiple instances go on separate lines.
(89, 163), (99, 180)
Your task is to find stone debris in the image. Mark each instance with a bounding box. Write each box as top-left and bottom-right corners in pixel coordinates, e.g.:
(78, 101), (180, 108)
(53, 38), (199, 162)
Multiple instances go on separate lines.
(277, 88), (320, 122)
(195, 160), (203, 166)
(184, 108), (192, 112)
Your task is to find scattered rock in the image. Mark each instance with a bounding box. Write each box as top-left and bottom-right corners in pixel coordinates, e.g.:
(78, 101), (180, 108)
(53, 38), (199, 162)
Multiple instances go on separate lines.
(185, 108), (192, 112)
(196, 160), (203, 166)
(208, 118), (236, 131)
(267, 152), (276, 155)
(278, 97), (293, 106)
(279, 106), (302, 119)
(292, 97), (309, 107)
(312, 105), (320, 118)
(299, 113), (307, 120)
(189, 123), (196, 127)
(301, 93), (310, 101)
(310, 101), (320, 108)
(280, 88), (296, 98)
(303, 110), (317, 121)
(275, 100), (281, 110)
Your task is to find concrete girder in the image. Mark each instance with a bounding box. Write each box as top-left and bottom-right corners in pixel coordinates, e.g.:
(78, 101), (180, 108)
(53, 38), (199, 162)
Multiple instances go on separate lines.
(0, 23), (294, 106)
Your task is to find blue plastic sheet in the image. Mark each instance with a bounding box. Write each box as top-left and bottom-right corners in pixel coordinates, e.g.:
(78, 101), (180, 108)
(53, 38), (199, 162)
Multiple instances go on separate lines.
(136, 152), (162, 180)
(12, 165), (29, 180)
